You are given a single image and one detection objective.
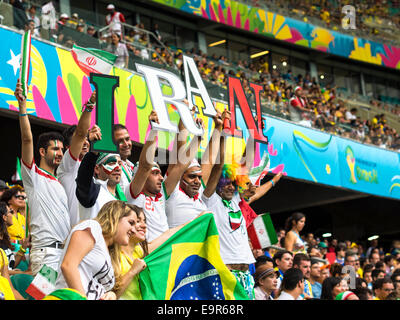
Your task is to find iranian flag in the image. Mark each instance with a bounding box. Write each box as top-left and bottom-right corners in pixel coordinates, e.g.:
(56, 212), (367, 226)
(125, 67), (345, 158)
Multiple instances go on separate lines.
(247, 213), (278, 250)
(19, 30), (31, 98)
(71, 44), (117, 75)
(26, 264), (58, 300)
(11, 157), (22, 182)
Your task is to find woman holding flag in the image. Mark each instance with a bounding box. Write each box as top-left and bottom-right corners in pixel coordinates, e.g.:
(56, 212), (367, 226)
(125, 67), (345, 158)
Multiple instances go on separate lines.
(54, 200), (139, 300)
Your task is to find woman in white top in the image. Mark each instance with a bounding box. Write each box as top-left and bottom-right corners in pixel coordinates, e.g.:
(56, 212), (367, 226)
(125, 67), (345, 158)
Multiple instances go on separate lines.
(284, 212), (306, 254)
(55, 200), (138, 300)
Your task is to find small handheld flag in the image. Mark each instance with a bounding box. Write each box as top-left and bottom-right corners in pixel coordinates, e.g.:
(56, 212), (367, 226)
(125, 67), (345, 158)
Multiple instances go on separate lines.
(71, 44), (117, 75)
(19, 30), (32, 98)
(247, 213), (278, 250)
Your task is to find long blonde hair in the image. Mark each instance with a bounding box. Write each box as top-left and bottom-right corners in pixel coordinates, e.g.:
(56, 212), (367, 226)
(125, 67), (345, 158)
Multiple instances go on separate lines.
(95, 200), (143, 293)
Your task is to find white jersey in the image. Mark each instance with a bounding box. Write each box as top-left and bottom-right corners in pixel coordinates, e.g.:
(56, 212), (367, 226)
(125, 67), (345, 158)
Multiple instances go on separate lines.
(125, 182), (169, 243)
(57, 149), (81, 227)
(119, 159), (135, 192)
(20, 160), (71, 248)
(165, 182), (208, 228)
(79, 178), (120, 221)
(55, 220), (115, 300)
(201, 192), (255, 265)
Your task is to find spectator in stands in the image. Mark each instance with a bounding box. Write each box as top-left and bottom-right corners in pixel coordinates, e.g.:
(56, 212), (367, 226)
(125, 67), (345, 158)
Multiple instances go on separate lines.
(320, 276), (345, 300)
(0, 246), (25, 300)
(369, 251), (381, 265)
(1, 187), (27, 243)
(293, 253), (313, 298)
(284, 212), (306, 253)
(202, 135), (256, 299)
(86, 25), (97, 38)
(273, 250), (293, 290)
(25, 5), (40, 37)
(335, 242), (347, 265)
(0, 201), (29, 274)
(58, 91), (98, 227)
(373, 278), (395, 300)
(66, 12), (79, 29)
(165, 109), (224, 229)
(55, 200), (137, 300)
(105, 4), (125, 36)
(289, 86), (312, 123)
(391, 270), (400, 298)
(106, 33), (129, 69)
(10, 0), (27, 30)
(112, 124), (134, 191)
(276, 268), (304, 300)
(352, 287), (374, 300)
(309, 259), (323, 298)
(371, 268), (386, 282)
(15, 80), (70, 276)
(253, 264), (279, 300)
(0, 181), (9, 198)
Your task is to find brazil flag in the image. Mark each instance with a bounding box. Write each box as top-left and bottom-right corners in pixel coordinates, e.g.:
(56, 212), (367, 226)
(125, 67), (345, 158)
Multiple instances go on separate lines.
(138, 213), (249, 300)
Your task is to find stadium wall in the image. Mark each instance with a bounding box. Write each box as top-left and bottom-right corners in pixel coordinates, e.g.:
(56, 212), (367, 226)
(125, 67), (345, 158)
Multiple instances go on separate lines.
(1, 25), (399, 200)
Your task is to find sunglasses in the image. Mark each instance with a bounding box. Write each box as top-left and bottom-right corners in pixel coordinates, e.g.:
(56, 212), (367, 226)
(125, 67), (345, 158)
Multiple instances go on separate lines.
(14, 195), (27, 200)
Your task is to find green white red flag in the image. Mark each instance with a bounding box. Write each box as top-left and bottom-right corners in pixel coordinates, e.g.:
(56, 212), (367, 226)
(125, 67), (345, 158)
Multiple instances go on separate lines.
(19, 30), (31, 98)
(247, 213), (278, 250)
(71, 44), (117, 75)
(26, 264), (58, 300)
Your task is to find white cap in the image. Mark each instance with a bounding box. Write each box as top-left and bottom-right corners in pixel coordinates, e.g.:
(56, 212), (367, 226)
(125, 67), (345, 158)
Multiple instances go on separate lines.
(107, 4), (115, 9)
(60, 13), (69, 19)
(72, 13), (78, 18)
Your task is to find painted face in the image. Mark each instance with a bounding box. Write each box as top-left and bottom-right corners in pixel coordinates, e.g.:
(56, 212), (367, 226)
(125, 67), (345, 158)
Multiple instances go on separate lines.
(180, 167), (202, 198)
(113, 210), (137, 246)
(97, 155), (122, 185)
(219, 180), (236, 201)
(43, 140), (64, 168)
(113, 129), (132, 160)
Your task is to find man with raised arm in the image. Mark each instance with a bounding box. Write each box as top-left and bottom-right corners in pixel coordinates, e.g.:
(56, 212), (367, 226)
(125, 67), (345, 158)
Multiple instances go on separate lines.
(165, 108), (227, 228)
(125, 109), (204, 242)
(58, 91), (101, 226)
(15, 80), (70, 275)
(201, 126), (257, 299)
(112, 123), (134, 191)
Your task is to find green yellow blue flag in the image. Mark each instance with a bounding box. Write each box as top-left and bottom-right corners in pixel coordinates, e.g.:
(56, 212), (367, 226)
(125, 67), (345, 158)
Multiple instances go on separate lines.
(137, 213), (249, 300)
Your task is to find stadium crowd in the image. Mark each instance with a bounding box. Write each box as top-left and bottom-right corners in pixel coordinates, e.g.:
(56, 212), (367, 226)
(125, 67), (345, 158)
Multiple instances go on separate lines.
(5, 1), (400, 151)
(0, 78), (399, 301)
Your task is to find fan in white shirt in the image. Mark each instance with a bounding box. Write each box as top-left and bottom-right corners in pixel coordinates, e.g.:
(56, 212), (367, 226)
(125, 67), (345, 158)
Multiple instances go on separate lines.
(125, 110), (204, 242)
(15, 80), (70, 275)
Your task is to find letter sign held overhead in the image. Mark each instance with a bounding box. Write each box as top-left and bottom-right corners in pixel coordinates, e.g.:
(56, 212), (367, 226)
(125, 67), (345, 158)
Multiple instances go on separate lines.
(135, 63), (204, 136)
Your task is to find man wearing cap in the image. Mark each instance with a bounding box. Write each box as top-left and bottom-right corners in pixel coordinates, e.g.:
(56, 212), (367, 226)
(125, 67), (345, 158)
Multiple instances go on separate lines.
(125, 111), (204, 242)
(0, 180), (9, 197)
(289, 86), (311, 122)
(253, 264), (279, 300)
(165, 108), (227, 228)
(105, 4), (125, 36)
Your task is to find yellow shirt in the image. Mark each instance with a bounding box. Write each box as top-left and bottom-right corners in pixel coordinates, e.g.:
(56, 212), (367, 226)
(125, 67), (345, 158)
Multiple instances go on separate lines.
(0, 249), (15, 300)
(120, 245), (144, 300)
(7, 212), (26, 241)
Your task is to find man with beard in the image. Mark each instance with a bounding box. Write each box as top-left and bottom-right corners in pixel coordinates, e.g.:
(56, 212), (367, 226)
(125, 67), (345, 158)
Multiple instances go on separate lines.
(15, 80), (70, 275)
(165, 108), (228, 228)
(58, 91), (101, 226)
(112, 123), (134, 191)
